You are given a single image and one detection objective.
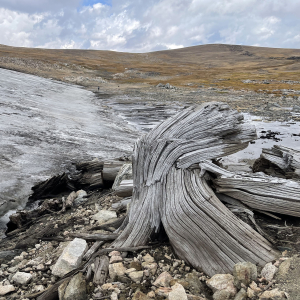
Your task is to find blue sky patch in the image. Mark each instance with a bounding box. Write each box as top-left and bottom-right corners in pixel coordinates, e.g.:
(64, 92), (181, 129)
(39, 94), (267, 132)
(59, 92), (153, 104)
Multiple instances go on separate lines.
(81, 0), (112, 7)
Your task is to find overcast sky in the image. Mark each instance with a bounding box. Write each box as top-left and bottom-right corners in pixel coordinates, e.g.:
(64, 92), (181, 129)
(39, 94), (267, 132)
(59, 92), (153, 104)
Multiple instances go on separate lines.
(0, 0), (299, 52)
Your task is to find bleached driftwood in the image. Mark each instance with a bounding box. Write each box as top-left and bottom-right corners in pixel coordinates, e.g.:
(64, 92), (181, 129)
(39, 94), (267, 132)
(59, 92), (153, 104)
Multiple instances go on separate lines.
(253, 145), (300, 177)
(103, 160), (125, 181)
(112, 163), (133, 197)
(214, 169), (300, 217)
(93, 255), (109, 285)
(112, 102), (278, 276)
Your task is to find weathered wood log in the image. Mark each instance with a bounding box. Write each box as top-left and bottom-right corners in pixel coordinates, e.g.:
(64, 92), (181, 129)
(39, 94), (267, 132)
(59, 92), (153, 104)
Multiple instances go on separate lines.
(29, 173), (71, 200)
(199, 159), (300, 217)
(69, 233), (119, 241)
(89, 216), (126, 232)
(83, 241), (104, 261)
(93, 255), (109, 285)
(112, 102), (278, 276)
(103, 160), (125, 181)
(112, 163), (133, 197)
(214, 172), (300, 217)
(253, 145), (300, 178)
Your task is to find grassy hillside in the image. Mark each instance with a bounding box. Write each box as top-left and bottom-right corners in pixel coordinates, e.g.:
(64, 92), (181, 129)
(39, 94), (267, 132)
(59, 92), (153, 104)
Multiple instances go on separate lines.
(0, 43), (300, 93)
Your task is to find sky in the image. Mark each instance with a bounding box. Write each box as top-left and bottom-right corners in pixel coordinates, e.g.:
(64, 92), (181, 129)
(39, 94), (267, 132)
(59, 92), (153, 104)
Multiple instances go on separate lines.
(0, 0), (299, 53)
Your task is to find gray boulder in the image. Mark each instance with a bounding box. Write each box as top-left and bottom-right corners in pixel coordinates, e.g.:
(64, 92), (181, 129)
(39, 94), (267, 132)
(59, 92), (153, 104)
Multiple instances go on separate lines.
(52, 238), (88, 277)
(59, 272), (87, 300)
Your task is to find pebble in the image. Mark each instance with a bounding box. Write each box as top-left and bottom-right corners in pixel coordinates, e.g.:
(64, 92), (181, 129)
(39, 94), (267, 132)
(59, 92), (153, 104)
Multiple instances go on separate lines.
(153, 271), (173, 287)
(261, 262), (278, 282)
(0, 285), (15, 296)
(12, 272), (32, 285)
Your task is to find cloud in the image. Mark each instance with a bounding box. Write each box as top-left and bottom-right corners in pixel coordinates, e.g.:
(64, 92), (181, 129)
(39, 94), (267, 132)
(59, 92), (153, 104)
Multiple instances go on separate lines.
(0, 0), (299, 52)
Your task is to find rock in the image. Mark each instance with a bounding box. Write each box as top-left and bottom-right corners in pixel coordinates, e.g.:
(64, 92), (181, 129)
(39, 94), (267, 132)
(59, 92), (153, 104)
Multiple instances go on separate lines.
(234, 288), (247, 300)
(101, 283), (114, 290)
(61, 272), (87, 300)
(153, 271), (173, 287)
(249, 281), (262, 293)
(32, 285), (45, 292)
(0, 285), (15, 296)
(170, 279), (189, 289)
(52, 238), (88, 277)
(109, 251), (121, 257)
(261, 262), (278, 282)
(233, 261), (257, 288)
(0, 250), (22, 264)
(156, 287), (172, 297)
(143, 254), (155, 263)
(58, 280), (69, 299)
(125, 268), (137, 274)
(276, 258), (291, 278)
(111, 291), (118, 300)
(76, 190), (87, 198)
(128, 270), (144, 283)
(109, 256), (123, 264)
(130, 261), (142, 271)
(259, 288), (287, 299)
(147, 291), (155, 298)
(213, 289), (235, 300)
(7, 266), (18, 273)
(168, 283), (188, 300)
(185, 272), (205, 294)
(165, 83), (171, 89)
(142, 262), (157, 275)
(247, 287), (255, 298)
(156, 83), (164, 88)
(132, 290), (149, 300)
(12, 272), (32, 284)
(109, 262), (126, 281)
(187, 295), (207, 300)
(206, 274), (236, 296)
(74, 190), (87, 206)
(91, 210), (117, 224)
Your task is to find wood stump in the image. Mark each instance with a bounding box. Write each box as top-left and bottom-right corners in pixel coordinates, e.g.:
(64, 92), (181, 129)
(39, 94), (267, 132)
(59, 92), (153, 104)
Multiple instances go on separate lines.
(112, 102), (278, 276)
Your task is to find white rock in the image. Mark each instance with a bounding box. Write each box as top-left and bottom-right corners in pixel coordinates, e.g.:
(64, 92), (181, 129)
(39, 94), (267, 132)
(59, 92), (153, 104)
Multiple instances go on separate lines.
(12, 272), (32, 284)
(143, 253), (155, 263)
(206, 274), (236, 296)
(7, 266), (18, 273)
(109, 256), (123, 264)
(109, 263), (126, 281)
(91, 210), (117, 224)
(153, 271), (173, 287)
(260, 288), (286, 299)
(168, 283), (188, 300)
(125, 268), (137, 275)
(261, 262), (278, 282)
(142, 262), (158, 275)
(32, 285), (45, 292)
(0, 285), (15, 296)
(52, 238), (88, 277)
(111, 291), (118, 300)
(128, 271), (144, 283)
(109, 251), (121, 257)
(74, 190), (88, 205)
(76, 190), (87, 198)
